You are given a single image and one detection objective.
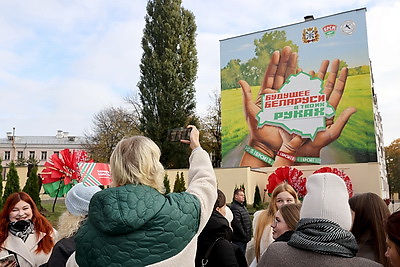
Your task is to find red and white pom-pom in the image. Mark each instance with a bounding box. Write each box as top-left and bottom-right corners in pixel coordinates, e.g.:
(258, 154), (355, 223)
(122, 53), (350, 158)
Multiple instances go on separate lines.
(267, 166), (307, 199)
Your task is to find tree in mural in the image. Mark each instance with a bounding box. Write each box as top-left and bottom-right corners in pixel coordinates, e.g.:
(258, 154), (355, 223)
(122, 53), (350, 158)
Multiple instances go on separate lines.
(221, 30), (299, 89)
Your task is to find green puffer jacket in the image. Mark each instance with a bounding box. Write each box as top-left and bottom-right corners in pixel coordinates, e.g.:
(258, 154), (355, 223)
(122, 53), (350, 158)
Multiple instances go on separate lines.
(75, 184), (201, 266)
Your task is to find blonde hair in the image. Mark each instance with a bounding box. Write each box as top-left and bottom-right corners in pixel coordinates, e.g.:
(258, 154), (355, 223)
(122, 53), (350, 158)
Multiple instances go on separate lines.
(57, 211), (86, 240)
(254, 183), (299, 261)
(110, 136), (165, 193)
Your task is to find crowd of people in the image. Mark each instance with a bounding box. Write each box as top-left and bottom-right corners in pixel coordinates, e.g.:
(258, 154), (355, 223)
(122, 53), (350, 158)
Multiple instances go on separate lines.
(0, 126), (400, 266)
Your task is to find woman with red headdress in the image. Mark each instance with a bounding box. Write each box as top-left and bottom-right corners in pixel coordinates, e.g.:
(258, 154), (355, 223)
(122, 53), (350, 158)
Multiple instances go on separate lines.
(0, 192), (56, 267)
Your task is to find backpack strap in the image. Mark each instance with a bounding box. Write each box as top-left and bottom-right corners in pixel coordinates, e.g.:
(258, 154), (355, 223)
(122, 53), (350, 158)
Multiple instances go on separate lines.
(201, 237), (223, 267)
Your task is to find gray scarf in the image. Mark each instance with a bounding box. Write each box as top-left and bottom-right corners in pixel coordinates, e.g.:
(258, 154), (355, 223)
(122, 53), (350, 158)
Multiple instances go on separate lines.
(9, 220), (34, 242)
(288, 218), (358, 258)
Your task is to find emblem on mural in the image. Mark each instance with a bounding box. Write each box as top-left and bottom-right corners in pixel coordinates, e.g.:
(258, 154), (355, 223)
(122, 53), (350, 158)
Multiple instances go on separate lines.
(322, 24), (337, 38)
(302, 27), (320, 43)
(340, 20), (356, 35)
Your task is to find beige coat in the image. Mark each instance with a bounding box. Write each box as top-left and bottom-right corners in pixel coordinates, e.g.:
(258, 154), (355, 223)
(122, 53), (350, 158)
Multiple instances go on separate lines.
(0, 230), (55, 267)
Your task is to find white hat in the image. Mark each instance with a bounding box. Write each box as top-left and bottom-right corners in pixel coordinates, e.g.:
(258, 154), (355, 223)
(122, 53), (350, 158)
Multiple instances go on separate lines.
(300, 172), (352, 231)
(65, 183), (101, 216)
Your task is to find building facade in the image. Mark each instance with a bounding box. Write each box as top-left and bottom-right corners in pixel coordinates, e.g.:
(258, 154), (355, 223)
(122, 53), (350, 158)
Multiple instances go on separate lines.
(0, 129), (86, 170)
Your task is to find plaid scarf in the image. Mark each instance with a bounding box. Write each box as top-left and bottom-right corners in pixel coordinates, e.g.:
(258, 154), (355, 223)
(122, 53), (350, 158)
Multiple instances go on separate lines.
(288, 218), (358, 258)
(9, 220), (34, 242)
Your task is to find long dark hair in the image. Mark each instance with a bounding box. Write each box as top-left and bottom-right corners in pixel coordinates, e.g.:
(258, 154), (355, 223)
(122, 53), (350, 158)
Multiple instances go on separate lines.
(349, 192), (390, 267)
(386, 210), (400, 255)
(0, 192), (54, 254)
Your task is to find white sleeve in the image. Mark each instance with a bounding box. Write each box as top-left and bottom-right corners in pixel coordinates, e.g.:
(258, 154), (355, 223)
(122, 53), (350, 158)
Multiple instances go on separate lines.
(186, 147), (217, 230)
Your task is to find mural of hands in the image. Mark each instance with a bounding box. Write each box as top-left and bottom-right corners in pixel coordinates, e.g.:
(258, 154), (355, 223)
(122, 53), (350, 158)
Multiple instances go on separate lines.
(240, 47), (357, 168)
(239, 46), (298, 167)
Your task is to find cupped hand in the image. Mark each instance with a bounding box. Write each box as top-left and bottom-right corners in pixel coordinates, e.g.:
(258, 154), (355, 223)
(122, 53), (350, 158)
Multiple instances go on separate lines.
(239, 46), (298, 167)
(294, 59), (357, 162)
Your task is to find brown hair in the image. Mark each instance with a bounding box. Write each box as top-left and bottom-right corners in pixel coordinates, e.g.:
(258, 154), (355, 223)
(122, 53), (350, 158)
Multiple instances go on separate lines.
(254, 183), (298, 261)
(279, 203), (302, 231)
(214, 189), (226, 209)
(349, 193), (390, 267)
(0, 192), (54, 254)
(386, 210), (400, 255)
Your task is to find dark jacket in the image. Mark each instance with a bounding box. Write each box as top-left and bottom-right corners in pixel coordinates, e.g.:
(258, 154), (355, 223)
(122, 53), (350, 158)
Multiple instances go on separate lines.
(274, 230), (294, 242)
(196, 210), (246, 267)
(230, 200), (252, 243)
(46, 236), (75, 267)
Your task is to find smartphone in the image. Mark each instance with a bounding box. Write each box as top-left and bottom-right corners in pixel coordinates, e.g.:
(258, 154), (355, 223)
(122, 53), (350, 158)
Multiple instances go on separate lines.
(0, 254), (17, 267)
(167, 127), (191, 142)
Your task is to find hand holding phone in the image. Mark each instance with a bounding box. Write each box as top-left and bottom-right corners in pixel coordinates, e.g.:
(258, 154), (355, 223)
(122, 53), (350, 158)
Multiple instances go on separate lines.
(0, 254), (17, 267)
(167, 127), (192, 142)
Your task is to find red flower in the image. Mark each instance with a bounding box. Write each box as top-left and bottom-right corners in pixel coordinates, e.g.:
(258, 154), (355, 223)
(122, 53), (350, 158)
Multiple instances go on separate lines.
(41, 149), (92, 185)
(267, 166), (307, 199)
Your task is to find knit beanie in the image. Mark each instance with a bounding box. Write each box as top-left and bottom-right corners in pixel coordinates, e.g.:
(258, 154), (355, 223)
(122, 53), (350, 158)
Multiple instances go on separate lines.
(65, 183), (101, 216)
(300, 172), (352, 231)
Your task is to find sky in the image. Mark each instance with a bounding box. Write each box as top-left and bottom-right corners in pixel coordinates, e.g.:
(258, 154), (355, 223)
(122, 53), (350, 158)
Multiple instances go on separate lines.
(0, 0), (398, 146)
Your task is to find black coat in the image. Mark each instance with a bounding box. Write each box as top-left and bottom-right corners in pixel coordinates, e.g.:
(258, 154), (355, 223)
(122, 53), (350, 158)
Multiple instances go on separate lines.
(45, 236), (75, 267)
(195, 210), (246, 267)
(230, 200), (252, 243)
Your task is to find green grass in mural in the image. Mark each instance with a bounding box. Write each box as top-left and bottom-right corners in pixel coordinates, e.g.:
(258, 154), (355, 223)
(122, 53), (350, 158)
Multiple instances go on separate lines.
(221, 74), (377, 162)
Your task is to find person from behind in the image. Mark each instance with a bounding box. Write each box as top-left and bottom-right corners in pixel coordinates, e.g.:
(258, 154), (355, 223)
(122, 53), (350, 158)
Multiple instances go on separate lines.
(230, 189), (252, 254)
(385, 210), (400, 267)
(0, 192), (56, 267)
(272, 203), (301, 242)
(258, 172), (382, 267)
(46, 183), (101, 266)
(248, 183), (298, 266)
(349, 192), (391, 266)
(195, 189), (247, 267)
(74, 125), (217, 266)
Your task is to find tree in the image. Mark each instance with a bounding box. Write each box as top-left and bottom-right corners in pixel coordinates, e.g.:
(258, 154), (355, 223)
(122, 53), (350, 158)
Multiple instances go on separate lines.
(172, 172), (186, 193)
(200, 90), (221, 167)
(138, 0), (198, 168)
(179, 172), (186, 192)
(385, 138), (400, 197)
(15, 157), (27, 167)
(253, 185), (262, 209)
(0, 159), (3, 209)
(2, 162), (20, 203)
(84, 107), (140, 163)
(23, 165), (42, 210)
(163, 174), (171, 194)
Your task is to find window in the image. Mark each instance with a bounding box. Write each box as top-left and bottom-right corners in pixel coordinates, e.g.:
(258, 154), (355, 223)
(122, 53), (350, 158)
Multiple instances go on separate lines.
(4, 151), (10, 160)
(29, 151), (35, 159)
(17, 151), (23, 159)
(41, 151), (47, 161)
(54, 151), (59, 156)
